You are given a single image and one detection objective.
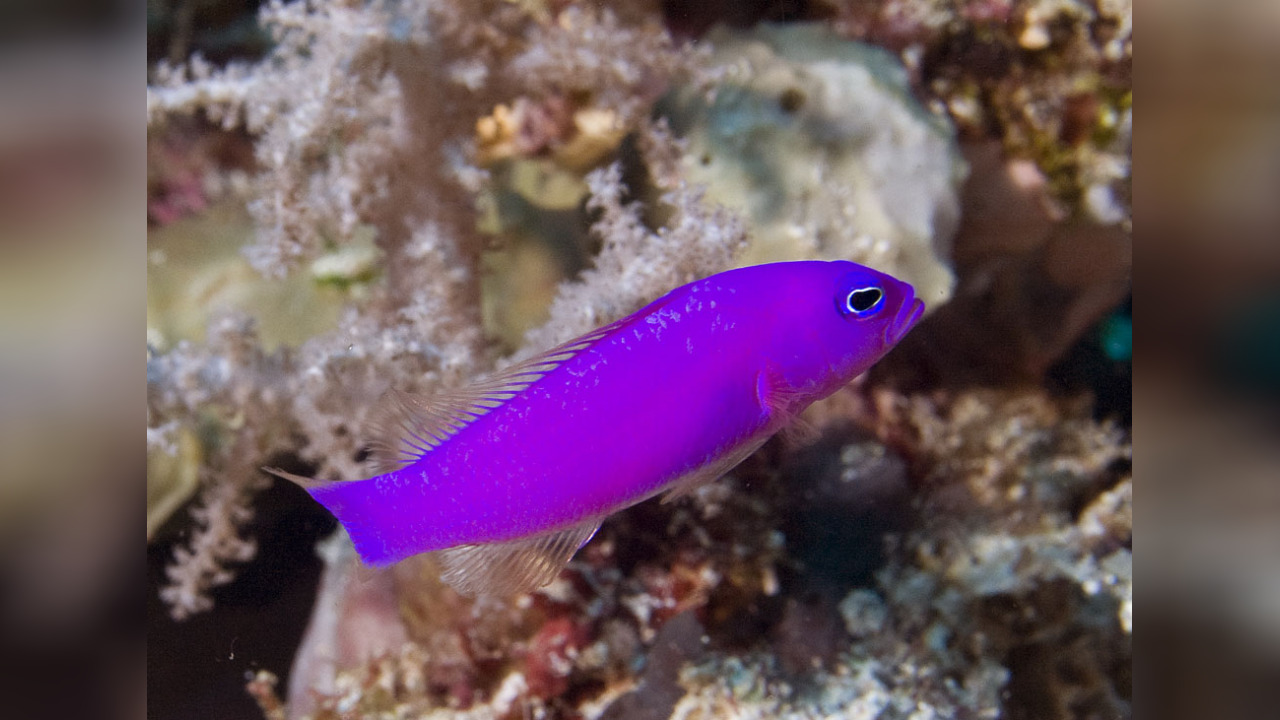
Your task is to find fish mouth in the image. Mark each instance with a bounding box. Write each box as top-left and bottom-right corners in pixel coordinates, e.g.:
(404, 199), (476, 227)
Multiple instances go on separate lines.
(885, 296), (925, 345)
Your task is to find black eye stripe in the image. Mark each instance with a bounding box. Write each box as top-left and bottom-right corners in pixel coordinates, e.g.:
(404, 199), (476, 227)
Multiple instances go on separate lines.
(846, 287), (884, 314)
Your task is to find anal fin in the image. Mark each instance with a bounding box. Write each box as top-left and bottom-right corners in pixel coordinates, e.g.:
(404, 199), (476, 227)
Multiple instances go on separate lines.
(436, 517), (602, 598)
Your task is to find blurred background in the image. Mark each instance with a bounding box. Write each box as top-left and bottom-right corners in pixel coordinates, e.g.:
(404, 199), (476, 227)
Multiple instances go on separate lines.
(0, 1), (140, 719)
(1140, 1), (1280, 717)
(0, 0), (1276, 718)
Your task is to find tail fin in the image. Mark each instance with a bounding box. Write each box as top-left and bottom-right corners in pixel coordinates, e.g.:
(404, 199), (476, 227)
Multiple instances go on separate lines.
(263, 467), (401, 567)
(263, 466), (328, 491)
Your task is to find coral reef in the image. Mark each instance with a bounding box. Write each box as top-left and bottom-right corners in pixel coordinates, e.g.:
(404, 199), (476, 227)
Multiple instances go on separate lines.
(883, 139), (1131, 386)
(660, 23), (963, 306)
(650, 389), (1131, 720)
(241, 388), (1128, 720)
(148, 0), (732, 619)
(147, 1), (1131, 719)
(818, 0), (1133, 226)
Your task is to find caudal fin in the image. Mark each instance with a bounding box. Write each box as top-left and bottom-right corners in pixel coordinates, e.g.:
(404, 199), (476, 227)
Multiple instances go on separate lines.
(263, 467), (401, 567)
(264, 467), (605, 597)
(263, 466), (328, 491)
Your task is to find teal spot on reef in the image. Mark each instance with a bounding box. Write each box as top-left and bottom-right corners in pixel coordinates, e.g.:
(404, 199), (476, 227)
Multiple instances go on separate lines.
(1047, 297), (1131, 426)
(1098, 313), (1132, 362)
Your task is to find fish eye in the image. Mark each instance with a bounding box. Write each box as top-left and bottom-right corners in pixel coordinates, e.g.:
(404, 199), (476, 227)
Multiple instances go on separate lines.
(843, 286), (885, 317)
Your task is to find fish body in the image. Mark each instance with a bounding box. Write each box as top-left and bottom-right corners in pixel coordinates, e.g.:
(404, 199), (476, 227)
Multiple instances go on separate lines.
(273, 261), (923, 596)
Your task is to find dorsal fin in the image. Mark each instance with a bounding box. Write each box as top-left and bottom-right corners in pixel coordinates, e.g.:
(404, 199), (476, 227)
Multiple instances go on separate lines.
(363, 387), (486, 473)
(435, 516), (603, 597)
(366, 300), (668, 473)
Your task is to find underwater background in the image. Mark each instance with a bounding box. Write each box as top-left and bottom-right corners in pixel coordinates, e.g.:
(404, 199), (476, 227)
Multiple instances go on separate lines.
(144, 3), (1135, 718)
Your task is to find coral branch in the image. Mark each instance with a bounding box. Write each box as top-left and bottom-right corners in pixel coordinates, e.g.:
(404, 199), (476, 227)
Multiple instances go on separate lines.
(147, 1), (718, 620)
(519, 122), (745, 353)
(158, 441), (266, 621)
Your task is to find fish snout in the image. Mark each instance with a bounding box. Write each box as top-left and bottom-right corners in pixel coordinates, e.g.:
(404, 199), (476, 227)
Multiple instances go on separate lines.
(885, 296), (925, 346)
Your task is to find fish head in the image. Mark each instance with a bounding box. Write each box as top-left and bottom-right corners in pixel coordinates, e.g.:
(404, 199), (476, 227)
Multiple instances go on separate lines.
(699, 260), (925, 403)
(831, 262), (924, 349)
(794, 261), (925, 393)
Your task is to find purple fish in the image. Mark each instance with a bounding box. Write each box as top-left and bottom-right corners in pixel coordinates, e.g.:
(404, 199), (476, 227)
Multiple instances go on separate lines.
(270, 261), (923, 596)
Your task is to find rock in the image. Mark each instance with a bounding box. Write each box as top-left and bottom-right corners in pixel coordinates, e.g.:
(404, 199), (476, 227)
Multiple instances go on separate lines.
(661, 23), (962, 310)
